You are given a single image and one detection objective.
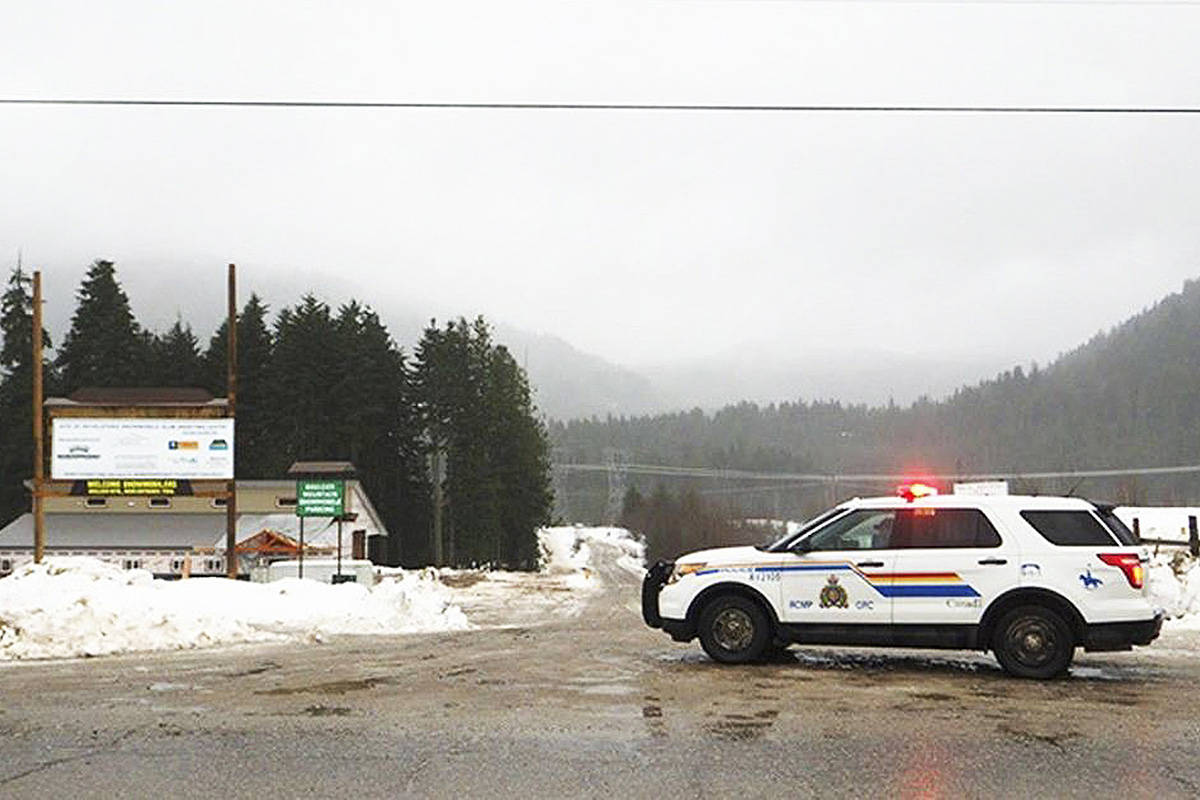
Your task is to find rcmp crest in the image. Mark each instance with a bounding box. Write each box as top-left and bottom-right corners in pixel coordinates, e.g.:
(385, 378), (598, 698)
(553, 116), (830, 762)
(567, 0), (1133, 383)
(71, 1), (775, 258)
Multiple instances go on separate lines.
(819, 574), (849, 609)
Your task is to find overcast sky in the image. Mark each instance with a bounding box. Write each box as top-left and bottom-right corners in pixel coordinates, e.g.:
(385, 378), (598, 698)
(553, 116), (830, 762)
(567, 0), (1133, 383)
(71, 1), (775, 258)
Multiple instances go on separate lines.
(2, 0), (1200, 376)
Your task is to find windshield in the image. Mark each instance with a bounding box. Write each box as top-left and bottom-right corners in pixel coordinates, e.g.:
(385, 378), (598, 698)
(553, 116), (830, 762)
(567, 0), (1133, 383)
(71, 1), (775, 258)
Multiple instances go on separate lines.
(762, 507), (848, 551)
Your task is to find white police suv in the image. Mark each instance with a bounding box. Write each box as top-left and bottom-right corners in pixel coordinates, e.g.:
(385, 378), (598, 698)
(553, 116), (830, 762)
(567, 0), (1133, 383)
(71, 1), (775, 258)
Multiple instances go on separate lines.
(642, 485), (1162, 678)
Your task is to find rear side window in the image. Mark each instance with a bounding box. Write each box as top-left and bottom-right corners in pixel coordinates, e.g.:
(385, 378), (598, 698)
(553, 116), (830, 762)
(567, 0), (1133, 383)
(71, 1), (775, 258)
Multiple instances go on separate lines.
(1095, 508), (1139, 546)
(892, 508), (1002, 549)
(1020, 510), (1117, 546)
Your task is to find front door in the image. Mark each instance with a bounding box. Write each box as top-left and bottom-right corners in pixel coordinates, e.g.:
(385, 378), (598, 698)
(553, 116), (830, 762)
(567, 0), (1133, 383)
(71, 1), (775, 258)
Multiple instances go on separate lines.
(889, 507), (1020, 626)
(779, 507), (898, 625)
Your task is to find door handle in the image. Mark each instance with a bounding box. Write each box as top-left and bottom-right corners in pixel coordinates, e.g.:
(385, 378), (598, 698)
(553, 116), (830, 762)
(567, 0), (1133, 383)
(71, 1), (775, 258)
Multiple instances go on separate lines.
(856, 561), (885, 568)
(978, 558), (1008, 566)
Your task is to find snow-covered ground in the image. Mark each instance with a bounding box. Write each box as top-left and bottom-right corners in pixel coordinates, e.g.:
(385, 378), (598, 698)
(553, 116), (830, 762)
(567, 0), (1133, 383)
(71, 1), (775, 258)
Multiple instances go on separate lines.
(1149, 550), (1200, 631)
(0, 526), (644, 661)
(429, 526), (646, 627)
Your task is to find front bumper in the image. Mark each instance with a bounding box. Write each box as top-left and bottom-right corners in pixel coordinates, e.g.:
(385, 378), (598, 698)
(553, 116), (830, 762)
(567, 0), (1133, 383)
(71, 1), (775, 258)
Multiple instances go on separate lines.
(1082, 612), (1164, 652)
(642, 560), (672, 628)
(642, 561), (698, 642)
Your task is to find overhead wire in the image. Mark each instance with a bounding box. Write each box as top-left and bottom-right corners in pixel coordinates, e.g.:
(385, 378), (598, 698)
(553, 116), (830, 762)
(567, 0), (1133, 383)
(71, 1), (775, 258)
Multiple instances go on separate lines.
(2, 98), (1200, 114)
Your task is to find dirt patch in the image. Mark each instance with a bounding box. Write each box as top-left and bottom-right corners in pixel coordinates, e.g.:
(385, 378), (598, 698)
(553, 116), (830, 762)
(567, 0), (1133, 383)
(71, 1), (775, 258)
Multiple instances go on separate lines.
(256, 677), (390, 696)
(304, 705), (353, 717)
(438, 573), (488, 589)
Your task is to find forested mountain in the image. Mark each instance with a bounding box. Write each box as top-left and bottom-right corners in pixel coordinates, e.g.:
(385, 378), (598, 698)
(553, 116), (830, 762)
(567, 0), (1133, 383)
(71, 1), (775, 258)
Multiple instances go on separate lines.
(554, 278), (1200, 494)
(0, 260), (553, 568)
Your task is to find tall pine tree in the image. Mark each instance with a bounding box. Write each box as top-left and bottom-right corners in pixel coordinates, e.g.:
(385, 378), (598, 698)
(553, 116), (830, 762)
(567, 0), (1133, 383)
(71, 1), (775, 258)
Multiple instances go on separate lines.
(202, 294), (275, 477)
(150, 319), (203, 387)
(55, 260), (148, 393)
(0, 264), (52, 526)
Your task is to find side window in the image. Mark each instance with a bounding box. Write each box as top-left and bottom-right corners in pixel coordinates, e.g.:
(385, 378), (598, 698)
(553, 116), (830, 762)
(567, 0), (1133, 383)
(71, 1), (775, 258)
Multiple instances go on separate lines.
(804, 509), (896, 551)
(1020, 510), (1117, 546)
(1095, 508), (1138, 545)
(893, 508), (1002, 549)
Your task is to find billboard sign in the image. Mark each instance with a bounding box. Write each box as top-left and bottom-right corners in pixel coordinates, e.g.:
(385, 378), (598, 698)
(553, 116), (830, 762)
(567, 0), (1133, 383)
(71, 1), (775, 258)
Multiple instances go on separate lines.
(297, 479), (345, 518)
(70, 479), (194, 496)
(51, 418), (235, 480)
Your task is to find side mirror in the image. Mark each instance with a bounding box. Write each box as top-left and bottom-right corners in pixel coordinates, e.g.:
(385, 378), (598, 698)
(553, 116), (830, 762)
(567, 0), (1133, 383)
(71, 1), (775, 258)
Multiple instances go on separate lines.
(791, 538), (814, 554)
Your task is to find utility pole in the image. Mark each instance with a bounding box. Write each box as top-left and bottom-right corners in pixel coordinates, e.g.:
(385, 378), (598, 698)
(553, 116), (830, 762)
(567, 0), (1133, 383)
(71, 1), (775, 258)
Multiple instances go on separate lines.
(32, 270), (44, 564)
(431, 448), (445, 565)
(604, 447), (629, 525)
(226, 264), (238, 578)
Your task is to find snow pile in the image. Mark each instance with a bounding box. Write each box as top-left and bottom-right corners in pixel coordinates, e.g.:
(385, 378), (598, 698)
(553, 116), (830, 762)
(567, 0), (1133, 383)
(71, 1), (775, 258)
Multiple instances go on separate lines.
(538, 526), (645, 586)
(0, 557), (469, 661)
(1148, 550), (1200, 630)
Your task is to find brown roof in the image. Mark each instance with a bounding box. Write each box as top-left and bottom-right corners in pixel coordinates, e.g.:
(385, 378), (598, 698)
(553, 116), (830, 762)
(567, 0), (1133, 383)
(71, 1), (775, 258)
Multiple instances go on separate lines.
(287, 461), (357, 476)
(53, 387), (226, 406)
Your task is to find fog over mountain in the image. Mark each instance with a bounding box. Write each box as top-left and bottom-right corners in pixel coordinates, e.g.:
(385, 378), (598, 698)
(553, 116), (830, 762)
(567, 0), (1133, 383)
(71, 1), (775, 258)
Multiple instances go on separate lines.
(28, 259), (1024, 419)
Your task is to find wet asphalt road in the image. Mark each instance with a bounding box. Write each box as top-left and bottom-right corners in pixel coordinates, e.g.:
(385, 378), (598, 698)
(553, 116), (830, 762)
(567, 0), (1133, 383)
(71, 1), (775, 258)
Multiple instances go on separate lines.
(2, 572), (1200, 798)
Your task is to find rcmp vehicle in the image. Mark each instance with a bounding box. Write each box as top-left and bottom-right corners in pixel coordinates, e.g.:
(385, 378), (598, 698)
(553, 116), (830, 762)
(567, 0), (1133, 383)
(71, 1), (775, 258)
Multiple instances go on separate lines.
(642, 485), (1162, 678)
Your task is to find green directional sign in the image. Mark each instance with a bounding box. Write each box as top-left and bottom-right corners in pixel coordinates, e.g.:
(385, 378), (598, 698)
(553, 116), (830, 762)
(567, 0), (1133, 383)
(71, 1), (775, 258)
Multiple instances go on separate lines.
(296, 479), (345, 518)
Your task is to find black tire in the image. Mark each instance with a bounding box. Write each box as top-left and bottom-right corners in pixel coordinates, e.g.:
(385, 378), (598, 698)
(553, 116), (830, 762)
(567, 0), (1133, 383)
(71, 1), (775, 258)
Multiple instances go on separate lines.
(697, 594), (772, 664)
(992, 605), (1075, 679)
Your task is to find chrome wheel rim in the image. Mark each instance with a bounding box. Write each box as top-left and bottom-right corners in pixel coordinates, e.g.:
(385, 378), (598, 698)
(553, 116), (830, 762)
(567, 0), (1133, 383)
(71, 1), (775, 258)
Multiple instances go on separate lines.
(712, 607), (755, 652)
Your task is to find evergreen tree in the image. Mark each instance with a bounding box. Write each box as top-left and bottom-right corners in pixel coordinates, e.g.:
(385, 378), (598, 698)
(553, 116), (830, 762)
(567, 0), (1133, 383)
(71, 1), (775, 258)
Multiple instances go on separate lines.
(55, 260), (148, 392)
(414, 317), (552, 568)
(0, 265), (52, 526)
(268, 294), (342, 463)
(486, 345), (553, 568)
(150, 320), (203, 387)
(202, 294), (275, 477)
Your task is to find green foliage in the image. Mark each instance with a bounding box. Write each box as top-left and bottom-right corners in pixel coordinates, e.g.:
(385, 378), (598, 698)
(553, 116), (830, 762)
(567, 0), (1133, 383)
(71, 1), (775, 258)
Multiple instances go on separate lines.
(621, 484), (763, 562)
(415, 318), (553, 568)
(558, 279), (1200, 509)
(0, 265), (52, 524)
(201, 294), (275, 478)
(0, 262), (552, 570)
(55, 260), (148, 392)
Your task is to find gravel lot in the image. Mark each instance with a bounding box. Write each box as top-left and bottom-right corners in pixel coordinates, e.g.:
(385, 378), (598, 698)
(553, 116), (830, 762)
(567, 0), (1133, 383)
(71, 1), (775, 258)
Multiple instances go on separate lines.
(2, 548), (1198, 798)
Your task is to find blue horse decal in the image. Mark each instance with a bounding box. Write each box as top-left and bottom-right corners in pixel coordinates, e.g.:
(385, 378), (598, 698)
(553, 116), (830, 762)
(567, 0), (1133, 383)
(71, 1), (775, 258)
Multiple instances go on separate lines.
(1079, 569), (1103, 590)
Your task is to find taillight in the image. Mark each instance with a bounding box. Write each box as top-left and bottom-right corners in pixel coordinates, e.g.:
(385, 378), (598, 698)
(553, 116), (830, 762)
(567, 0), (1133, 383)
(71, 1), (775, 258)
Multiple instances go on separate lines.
(1098, 553), (1144, 589)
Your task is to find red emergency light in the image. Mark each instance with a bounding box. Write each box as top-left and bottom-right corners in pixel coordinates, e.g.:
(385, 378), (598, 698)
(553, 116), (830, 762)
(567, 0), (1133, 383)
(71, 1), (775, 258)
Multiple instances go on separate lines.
(898, 483), (938, 502)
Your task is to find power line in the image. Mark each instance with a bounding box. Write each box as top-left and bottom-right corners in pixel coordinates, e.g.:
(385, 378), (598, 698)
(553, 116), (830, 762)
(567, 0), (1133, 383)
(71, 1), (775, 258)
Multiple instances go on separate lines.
(664, 0), (1200, 6)
(2, 98), (1200, 114)
(555, 461), (1200, 482)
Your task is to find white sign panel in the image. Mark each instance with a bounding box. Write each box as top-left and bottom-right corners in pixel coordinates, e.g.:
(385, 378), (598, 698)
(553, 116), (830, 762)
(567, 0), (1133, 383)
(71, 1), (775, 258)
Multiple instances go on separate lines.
(51, 418), (235, 480)
(953, 480), (1009, 496)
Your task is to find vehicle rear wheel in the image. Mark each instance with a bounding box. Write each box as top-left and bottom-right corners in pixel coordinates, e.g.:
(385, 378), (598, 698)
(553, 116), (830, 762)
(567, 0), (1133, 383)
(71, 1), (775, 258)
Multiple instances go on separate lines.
(697, 594), (771, 664)
(992, 605), (1074, 679)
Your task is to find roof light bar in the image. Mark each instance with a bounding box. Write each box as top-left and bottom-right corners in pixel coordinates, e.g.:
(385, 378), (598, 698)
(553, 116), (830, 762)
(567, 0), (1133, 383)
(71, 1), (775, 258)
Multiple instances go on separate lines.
(898, 483), (939, 502)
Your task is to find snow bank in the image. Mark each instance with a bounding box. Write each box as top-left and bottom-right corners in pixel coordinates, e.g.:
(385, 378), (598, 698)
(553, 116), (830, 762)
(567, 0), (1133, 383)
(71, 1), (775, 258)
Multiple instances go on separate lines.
(1148, 551), (1200, 630)
(0, 557), (469, 661)
(537, 526), (644, 587)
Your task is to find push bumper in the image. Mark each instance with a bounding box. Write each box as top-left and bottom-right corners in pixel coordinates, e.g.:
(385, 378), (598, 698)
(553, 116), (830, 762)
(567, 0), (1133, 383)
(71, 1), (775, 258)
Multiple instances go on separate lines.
(642, 561), (672, 628)
(1082, 612), (1164, 652)
(641, 561), (697, 641)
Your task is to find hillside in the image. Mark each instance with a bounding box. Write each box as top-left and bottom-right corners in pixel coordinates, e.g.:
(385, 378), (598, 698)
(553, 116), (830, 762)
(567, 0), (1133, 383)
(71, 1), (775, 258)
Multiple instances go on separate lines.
(552, 278), (1200, 492)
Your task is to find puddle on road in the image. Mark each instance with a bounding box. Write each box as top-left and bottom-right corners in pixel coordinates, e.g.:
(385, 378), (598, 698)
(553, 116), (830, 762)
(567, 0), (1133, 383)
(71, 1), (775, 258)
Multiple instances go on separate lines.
(654, 646), (1164, 684)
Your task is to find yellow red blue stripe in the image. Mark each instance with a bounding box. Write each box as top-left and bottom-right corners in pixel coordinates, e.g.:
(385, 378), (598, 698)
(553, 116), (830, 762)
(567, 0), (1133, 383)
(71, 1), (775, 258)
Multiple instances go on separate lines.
(694, 561), (980, 598)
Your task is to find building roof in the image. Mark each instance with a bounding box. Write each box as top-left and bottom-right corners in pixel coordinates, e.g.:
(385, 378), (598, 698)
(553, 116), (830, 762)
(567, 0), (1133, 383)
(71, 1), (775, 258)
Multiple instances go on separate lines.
(0, 509), (386, 552)
(287, 461), (357, 477)
(46, 387), (228, 408)
(0, 513), (227, 550)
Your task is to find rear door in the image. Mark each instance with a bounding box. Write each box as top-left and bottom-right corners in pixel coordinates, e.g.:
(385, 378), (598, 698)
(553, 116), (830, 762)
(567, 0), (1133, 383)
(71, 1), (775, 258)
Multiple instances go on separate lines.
(778, 507), (897, 625)
(890, 507), (1019, 626)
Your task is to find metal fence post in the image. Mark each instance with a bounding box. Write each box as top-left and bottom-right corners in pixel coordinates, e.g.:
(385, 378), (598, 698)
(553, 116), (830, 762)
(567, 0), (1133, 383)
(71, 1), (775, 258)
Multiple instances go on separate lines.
(1189, 515), (1198, 558)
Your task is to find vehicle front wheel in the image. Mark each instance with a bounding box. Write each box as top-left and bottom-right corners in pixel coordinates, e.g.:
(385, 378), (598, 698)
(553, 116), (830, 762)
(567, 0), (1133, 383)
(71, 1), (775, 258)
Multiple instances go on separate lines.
(697, 594), (772, 664)
(992, 605), (1075, 679)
